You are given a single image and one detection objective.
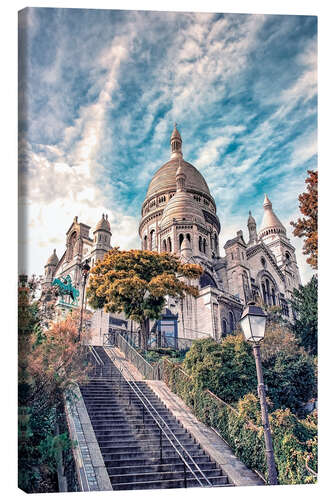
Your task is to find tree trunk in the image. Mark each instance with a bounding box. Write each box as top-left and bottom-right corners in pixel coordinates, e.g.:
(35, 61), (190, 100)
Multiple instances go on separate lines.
(140, 318), (150, 351)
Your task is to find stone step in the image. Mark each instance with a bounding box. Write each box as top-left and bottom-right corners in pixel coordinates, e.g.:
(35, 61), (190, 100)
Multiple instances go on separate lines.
(101, 449), (207, 462)
(107, 460), (219, 476)
(112, 475), (230, 490)
(99, 441), (201, 454)
(97, 436), (196, 448)
(90, 421), (185, 431)
(103, 454), (212, 468)
(109, 468), (227, 485)
(94, 429), (190, 440)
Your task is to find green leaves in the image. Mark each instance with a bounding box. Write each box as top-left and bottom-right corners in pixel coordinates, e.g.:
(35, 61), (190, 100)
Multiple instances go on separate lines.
(290, 275), (318, 355)
(183, 336), (257, 404)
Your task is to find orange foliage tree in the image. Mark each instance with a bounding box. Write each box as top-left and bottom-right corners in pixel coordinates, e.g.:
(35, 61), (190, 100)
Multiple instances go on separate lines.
(290, 170), (318, 269)
(87, 248), (203, 350)
(18, 276), (92, 492)
(26, 312), (92, 405)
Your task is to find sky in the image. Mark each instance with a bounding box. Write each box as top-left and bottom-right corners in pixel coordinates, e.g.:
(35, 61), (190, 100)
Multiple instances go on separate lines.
(18, 7), (317, 283)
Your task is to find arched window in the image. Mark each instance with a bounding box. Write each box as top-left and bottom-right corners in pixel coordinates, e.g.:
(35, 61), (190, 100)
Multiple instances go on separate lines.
(163, 240), (167, 252)
(262, 282), (267, 304)
(167, 237), (172, 252)
(143, 235), (148, 250)
(203, 238), (207, 254)
(179, 233), (184, 249)
(271, 288), (276, 306)
(229, 312), (234, 333)
(186, 233), (191, 242)
(265, 278), (270, 305)
(199, 236), (202, 252)
(150, 229), (156, 250)
(222, 319), (227, 337)
(261, 257), (266, 268)
(242, 272), (250, 302)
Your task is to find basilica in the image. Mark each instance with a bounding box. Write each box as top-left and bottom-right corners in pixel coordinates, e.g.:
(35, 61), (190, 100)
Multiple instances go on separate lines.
(43, 125), (301, 345)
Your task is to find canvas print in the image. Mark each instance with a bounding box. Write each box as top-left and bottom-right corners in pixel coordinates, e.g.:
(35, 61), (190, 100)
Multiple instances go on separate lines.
(18, 7), (318, 494)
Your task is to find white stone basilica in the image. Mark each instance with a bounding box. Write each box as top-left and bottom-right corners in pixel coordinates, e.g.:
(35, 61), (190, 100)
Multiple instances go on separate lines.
(43, 125), (301, 345)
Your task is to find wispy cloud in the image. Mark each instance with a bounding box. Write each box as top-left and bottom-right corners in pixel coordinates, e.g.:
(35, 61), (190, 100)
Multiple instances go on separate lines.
(18, 8), (317, 283)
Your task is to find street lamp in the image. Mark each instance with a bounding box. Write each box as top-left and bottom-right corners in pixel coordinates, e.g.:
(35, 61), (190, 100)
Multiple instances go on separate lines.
(78, 259), (90, 342)
(239, 302), (278, 485)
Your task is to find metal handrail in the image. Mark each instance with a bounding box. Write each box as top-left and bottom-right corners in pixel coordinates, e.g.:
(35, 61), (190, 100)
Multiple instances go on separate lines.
(104, 348), (212, 488)
(87, 346), (104, 377)
(89, 345), (104, 366)
(116, 332), (160, 380)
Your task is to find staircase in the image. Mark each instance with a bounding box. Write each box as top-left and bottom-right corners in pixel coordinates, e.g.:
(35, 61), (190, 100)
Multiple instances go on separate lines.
(79, 346), (231, 490)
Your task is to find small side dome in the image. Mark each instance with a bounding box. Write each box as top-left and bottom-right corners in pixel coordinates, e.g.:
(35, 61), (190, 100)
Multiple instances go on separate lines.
(160, 162), (205, 229)
(160, 191), (205, 229)
(258, 194), (286, 239)
(46, 249), (58, 266)
(94, 213), (111, 233)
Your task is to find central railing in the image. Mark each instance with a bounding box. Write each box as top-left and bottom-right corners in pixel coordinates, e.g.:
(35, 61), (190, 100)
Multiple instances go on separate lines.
(115, 331), (161, 380)
(89, 346), (213, 488)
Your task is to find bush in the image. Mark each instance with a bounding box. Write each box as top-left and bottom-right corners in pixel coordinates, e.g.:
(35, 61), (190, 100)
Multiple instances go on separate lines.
(183, 336), (257, 403)
(182, 330), (316, 416)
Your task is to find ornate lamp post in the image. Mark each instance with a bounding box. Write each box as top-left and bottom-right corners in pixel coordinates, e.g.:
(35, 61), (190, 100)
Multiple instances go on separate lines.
(78, 259), (90, 343)
(239, 302), (278, 485)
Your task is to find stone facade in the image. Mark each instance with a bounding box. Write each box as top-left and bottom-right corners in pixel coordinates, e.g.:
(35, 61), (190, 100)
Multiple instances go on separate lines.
(43, 125), (302, 345)
(138, 125), (301, 339)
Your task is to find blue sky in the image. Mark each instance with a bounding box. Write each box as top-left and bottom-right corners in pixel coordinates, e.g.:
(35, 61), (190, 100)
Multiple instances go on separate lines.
(18, 8), (317, 283)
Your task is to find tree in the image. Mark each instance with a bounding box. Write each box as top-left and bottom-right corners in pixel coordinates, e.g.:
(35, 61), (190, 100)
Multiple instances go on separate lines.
(263, 350), (316, 416)
(87, 248), (203, 350)
(183, 325), (316, 415)
(290, 170), (318, 269)
(290, 275), (318, 356)
(183, 336), (257, 403)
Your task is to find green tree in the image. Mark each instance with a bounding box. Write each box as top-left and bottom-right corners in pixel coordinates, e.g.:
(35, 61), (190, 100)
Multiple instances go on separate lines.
(290, 275), (318, 355)
(263, 351), (316, 416)
(86, 248), (203, 350)
(183, 336), (257, 403)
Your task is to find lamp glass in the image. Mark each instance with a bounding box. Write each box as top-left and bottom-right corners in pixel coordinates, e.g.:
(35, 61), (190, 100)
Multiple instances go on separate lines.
(240, 313), (266, 342)
(239, 315), (252, 342)
(249, 314), (266, 342)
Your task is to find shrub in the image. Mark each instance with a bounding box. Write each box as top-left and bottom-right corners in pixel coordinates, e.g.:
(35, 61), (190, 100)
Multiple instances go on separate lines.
(183, 336), (257, 403)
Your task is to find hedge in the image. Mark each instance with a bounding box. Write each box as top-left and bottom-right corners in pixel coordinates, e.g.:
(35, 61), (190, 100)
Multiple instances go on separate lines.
(162, 358), (317, 485)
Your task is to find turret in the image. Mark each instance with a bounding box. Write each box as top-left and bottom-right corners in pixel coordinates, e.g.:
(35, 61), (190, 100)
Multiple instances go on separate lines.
(93, 213), (112, 249)
(170, 123), (183, 159)
(258, 194), (286, 241)
(247, 210), (258, 245)
(43, 249), (58, 288)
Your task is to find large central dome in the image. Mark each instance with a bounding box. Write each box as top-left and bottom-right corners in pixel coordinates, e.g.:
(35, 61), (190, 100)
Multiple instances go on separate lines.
(139, 125), (220, 244)
(146, 158), (211, 199)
